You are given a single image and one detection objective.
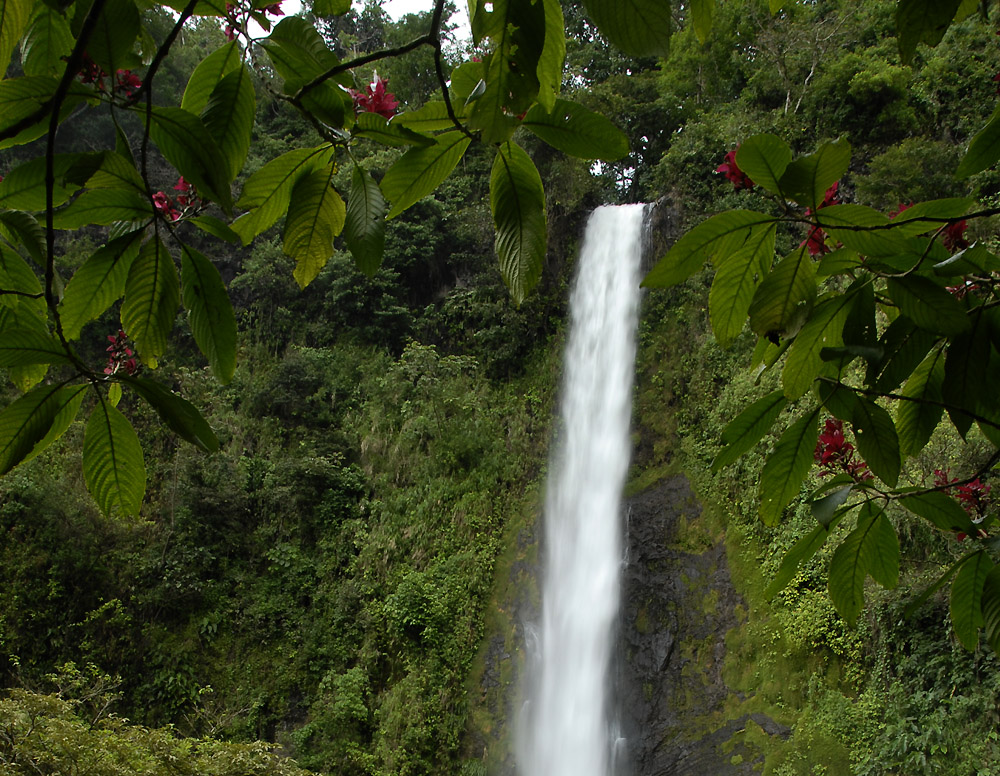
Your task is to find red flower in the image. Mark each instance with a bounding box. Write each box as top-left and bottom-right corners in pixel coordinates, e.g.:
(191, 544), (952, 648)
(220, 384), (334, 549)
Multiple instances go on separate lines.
(942, 220), (969, 252)
(264, 2), (284, 15)
(889, 201), (913, 219)
(105, 330), (138, 376)
(115, 69), (142, 97)
(715, 148), (754, 189)
(77, 52), (106, 90)
(349, 74), (399, 120)
(172, 176), (198, 208)
(814, 418), (873, 481)
(804, 225), (829, 256)
(152, 191), (180, 221)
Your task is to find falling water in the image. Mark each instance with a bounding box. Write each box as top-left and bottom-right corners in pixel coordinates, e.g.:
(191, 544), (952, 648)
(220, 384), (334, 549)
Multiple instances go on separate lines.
(521, 204), (646, 776)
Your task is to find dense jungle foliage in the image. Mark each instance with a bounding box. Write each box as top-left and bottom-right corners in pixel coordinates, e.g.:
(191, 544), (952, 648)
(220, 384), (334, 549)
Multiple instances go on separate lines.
(2, 0), (1000, 774)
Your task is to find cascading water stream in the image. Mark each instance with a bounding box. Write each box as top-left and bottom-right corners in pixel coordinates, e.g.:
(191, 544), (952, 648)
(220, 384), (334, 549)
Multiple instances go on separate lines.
(521, 204), (646, 776)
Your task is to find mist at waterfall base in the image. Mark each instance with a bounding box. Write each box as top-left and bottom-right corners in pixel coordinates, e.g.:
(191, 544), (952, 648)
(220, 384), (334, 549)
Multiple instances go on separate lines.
(519, 205), (646, 776)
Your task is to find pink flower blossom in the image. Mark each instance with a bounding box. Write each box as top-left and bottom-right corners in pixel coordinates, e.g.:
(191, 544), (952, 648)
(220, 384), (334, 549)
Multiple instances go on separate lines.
(349, 75), (399, 120)
(715, 148), (754, 189)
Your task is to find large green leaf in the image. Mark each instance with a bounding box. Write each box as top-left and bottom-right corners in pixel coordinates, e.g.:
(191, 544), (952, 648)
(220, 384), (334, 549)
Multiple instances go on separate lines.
(58, 232), (143, 340)
(0, 328), (72, 367)
(344, 164), (386, 277)
(352, 112), (435, 148)
(951, 551), (993, 651)
(983, 565), (1000, 655)
(897, 347), (945, 457)
(51, 189), (152, 228)
(147, 106), (234, 213)
(851, 398), (900, 487)
(765, 515), (847, 599)
(233, 144), (335, 244)
(0, 242), (44, 315)
(709, 223), (775, 347)
(181, 40), (243, 115)
(734, 134), (792, 197)
(779, 139), (850, 211)
(868, 316), (939, 393)
(957, 106), (1000, 179)
(942, 307), (991, 416)
(0, 77), (97, 149)
(896, 0), (963, 64)
(19, 4), (72, 77)
(885, 276), (969, 336)
(829, 501), (896, 626)
(536, 0), (565, 111)
(782, 292), (853, 399)
(491, 141), (547, 305)
(0, 383), (84, 475)
(180, 246), (237, 383)
(381, 131), (471, 219)
(899, 491), (976, 534)
(523, 99), (629, 161)
(83, 397), (146, 517)
(313, 0), (351, 15)
(20, 384), (86, 465)
(643, 210), (776, 289)
(0, 209), (44, 262)
(691, 0), (715, 44)
(0, 153), (91, 210)
(393, 101), (466, 133)
(711, 389), (788, 472)
(85, 151), (145, 193)
(201, 65), (255, 181)
(815, 205), (911, 257)
(759, 405), (821, 526)
(748, 245), (816, 341)
(121, 238), (180, 368)
(0, 0), (33, 78)
(283, 168), (346, 289)
(82, 0), (139, 75)
(121, 376), (219, 452)
(581, 0), (672, 57)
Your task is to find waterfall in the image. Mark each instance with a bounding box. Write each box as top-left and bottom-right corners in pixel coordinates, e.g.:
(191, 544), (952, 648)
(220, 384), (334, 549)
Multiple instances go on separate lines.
(521, 204), (646, 776)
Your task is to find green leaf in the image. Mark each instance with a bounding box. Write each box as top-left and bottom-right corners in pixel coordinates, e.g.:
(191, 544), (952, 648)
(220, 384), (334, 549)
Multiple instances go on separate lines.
(58, 232), (142, 340)
(957, 106), (1000, 179)
(491, 141), (547, 305)
(709, 223), (775, 347)
(0, 77), (97, 149)
(83, 0), (139, 74)
(51, 189), (152, 228)
(0, 243), (43, 322)
(0, 153), (87, 210)
(381, 131), (471, 219)
(536, 0), (565, 111)
(951, 551), (993, 651)
(734, 134), (792, 197)
(899, 490), (976, 534)
(121, 376), (219, 452)
(712, 390), (788, 472)
(0, 210), (44, 262)
(85, 151), (145, 193)
(352, 112), (435, 147)
(233, 144), (335, 244)
(20, 4), (73, 77)
(181, 40), (243, 115)
(21, 384), (86, 464)
(180, 246), (237, 383)
(147, 106), (234, 213)
(904, 556), (968, 619)
(0, 383), (83, 475)
(344, 164), (386, 277)
(868, 316), (939, 393)
(765, 517), (845, 599)
(829, 501), (895, 626)
(313, 0), (351, 15)
(942, 306), (991, 416)
(392, 101), (465, 133)
(282, 168), (346, 289)
(690, 0), (715, 43)
(782, 292), (853, 399)
(896, 0), (963, 64)
(897, 347), (945, 457)
(0, 328), (72, 367)
(201, 65), (255, 181)
(190, 214), (241, 244)
(885, 276), (969, 336)
(982, 565), (1000, 655)
(779, 139), (850, 210)
(642, 210), (776, 289)
(83, 397), (146, 517)
(581, 0), (672, 57)
(851, 398), (900, 487)
(748, 245), (816, 341)
(759, 405), (821, 526)
(121, 238), (179, 368)
(815, 204), (911, 257)
(523, 98), (629, 161)
(1, 0), (33, 78)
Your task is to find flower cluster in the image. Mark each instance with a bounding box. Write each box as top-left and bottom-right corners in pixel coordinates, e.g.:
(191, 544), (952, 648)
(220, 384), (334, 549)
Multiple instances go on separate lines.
(224, 1), (284, 40)
(105, 330), (138, 376)
(349, 74), (399, 120)
(75, 52), (142, 98)
(802, 182), (840, 256)
(941, 220), (969, 253)
(716, 148), (754, 189)
(814, 418), (872, 481)
(151, 177), (200, 222)
(933, 468), (991, 538)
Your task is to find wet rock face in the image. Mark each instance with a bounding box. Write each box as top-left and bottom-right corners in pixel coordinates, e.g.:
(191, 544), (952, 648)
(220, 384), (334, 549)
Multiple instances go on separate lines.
(618, 476), (789, 775)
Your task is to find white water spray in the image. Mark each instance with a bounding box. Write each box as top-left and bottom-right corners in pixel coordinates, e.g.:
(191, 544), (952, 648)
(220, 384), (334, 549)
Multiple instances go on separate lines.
(521, 204), (646, 776)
